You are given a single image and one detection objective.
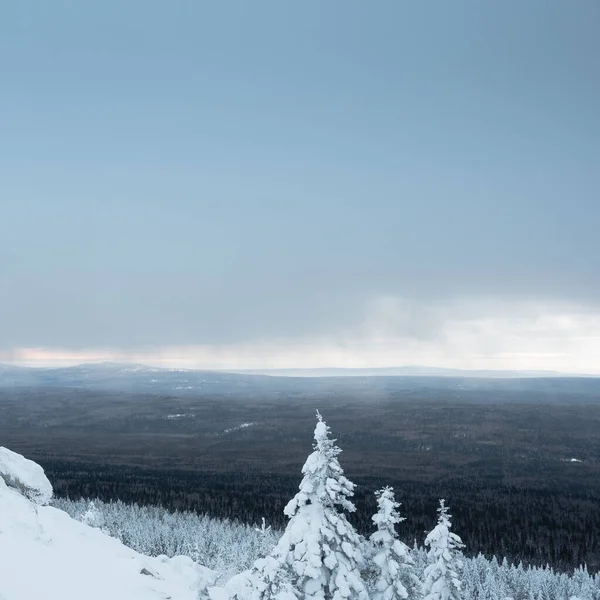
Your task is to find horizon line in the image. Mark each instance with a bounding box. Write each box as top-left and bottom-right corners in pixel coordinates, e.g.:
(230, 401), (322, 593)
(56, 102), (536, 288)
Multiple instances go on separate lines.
(1, 359), (598, 378)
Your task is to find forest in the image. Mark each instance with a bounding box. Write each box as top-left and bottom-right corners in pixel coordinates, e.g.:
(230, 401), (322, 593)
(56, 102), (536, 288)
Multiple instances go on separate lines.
(50, 415), (600, 600)
(43, 457), (600, 572)
(2, 377), (600, 572)
(53, 496), (600, 600)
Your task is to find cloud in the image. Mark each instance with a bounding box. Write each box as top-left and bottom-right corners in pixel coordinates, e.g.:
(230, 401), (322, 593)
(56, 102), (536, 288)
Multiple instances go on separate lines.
(3, 296), (599, 374)
(1, 0), (598, 377)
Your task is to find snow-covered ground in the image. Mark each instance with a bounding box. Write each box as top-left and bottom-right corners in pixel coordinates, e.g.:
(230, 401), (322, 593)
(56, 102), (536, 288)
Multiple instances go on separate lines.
(0, 447), (215, 600)
(223, 422), (255, 434)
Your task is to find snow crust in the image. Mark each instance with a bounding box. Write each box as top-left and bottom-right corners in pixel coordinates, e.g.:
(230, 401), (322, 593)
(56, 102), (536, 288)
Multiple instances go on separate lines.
(0, 446), (53, 505)
(223, 422), (255, 434)
(0, 449), (215, 600)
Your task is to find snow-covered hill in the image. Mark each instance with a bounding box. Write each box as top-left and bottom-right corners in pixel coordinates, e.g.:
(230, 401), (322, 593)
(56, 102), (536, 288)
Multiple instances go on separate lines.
(0, 447), (215, 600)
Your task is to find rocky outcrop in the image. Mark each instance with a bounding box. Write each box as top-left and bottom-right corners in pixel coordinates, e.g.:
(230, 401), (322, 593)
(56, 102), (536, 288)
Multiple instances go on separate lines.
(0, 446), (53, 505)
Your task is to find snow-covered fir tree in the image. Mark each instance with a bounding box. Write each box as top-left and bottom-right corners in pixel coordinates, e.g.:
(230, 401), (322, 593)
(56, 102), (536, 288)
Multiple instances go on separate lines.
(255, 518), (274, 559)
(250, 411), (368, 600)
(422, 500), (464, 600)
(81, 499), (104, 530)
(368, 487), (421, 600)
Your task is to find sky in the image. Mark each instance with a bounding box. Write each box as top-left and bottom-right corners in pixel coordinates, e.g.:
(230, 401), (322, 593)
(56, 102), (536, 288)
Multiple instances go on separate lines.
(1, 1), (599, 373)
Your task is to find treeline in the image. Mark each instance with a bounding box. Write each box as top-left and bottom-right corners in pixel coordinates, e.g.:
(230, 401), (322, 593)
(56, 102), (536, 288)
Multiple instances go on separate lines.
(53, 496), (279, 574)
(42, 457), (600, 572)
(55, 496), (600, 600)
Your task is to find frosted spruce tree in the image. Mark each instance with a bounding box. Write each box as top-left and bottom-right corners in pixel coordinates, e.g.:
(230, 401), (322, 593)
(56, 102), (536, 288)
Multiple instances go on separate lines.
(250, 412), (368, 600)
(368, 487), (421, 600)
(422, 500), (464, 600)
(81, 500), (104, 530)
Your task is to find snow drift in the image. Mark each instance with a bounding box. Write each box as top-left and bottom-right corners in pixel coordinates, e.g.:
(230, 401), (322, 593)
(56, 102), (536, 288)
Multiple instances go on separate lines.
(0, 446), (215, 600)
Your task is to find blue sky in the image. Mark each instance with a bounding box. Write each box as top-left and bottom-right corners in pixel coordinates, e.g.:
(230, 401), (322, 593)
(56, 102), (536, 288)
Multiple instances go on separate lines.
(1, 1), (599, 371)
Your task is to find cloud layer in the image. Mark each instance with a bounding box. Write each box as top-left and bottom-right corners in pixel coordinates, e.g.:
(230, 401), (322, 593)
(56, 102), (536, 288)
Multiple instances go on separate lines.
(4, 297), (599, 374)
(1, 2), (598, 371)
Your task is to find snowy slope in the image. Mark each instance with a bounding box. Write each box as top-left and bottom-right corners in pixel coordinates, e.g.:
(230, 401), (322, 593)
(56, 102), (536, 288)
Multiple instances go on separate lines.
(0, 447), (215, 600)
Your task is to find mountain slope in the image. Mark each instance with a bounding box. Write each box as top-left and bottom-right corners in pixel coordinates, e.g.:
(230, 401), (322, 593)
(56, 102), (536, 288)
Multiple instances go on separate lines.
(0, 447), (214, 600)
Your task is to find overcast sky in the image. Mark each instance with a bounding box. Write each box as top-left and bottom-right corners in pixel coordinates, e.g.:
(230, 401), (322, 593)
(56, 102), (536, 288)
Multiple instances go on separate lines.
(1, 1), (599, 372)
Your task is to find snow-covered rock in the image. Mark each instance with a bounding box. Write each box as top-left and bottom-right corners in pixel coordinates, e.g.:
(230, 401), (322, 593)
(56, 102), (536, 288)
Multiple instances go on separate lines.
(209, 570), (256, 600)
(0, 446), (53, 505)
(0, 448), (216, 600)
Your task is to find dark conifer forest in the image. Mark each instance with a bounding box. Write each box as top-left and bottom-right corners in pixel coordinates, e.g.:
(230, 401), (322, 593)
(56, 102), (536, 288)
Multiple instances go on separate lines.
(2, 373), (600, 572)
(41, 458), (600, 572)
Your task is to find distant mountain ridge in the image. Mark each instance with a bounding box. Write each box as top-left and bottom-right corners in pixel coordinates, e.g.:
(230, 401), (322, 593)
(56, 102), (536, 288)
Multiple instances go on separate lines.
(0, 361), (580, 379)
(0, 361), (263, 391)
(0, 361), (598, 397)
